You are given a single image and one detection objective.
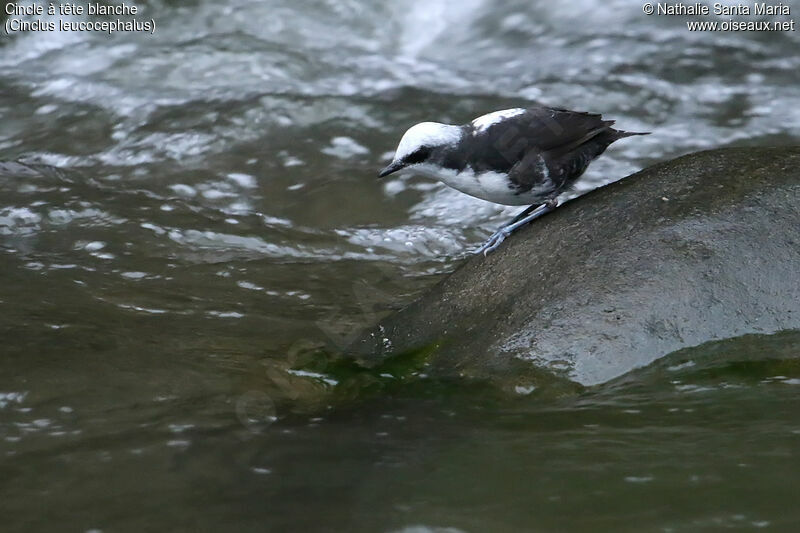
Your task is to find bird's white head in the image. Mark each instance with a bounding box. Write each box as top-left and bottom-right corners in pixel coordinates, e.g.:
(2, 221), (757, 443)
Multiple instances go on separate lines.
(379, 122), (462, 178)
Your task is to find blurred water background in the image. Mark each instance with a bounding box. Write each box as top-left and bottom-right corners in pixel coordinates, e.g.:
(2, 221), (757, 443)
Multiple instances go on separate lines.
(1, 0), (799, 531)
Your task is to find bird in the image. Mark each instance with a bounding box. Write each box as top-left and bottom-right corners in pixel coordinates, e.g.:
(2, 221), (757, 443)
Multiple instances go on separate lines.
(378, 106), (649, 254)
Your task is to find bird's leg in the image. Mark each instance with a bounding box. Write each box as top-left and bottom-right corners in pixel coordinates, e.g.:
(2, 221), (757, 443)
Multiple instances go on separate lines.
(474, 198), (559, 256)
(508, 203), (539, 225)
(471, 205), (539, 255)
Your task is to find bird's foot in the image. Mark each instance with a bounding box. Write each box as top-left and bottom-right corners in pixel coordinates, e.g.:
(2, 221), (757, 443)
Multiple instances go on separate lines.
(473, 201), (557, 256)
(474, 227), (513, 256)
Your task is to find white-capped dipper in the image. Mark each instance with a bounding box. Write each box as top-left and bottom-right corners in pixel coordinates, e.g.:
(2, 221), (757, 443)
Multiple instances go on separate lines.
(379, 106), (649, 254)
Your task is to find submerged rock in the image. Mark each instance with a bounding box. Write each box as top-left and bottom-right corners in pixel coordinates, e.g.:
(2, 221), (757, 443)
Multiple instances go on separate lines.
(356, 147), (800, 386)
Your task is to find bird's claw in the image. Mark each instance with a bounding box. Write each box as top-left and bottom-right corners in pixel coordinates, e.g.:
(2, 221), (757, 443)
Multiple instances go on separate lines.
(473, 201), (557, 256)
(474, 228), (511, 256)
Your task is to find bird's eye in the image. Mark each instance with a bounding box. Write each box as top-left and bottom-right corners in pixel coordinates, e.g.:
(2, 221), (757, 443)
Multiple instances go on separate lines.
(404, 146), (430, 165)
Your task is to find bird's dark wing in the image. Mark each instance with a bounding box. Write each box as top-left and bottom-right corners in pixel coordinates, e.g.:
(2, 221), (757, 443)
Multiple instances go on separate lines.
(519, 107), (614, 152)
(459, 106), (614, 174)
(508, 128), (626, 195)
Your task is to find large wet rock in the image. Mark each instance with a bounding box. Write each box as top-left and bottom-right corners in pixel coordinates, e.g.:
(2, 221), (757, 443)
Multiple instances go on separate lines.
(356, 147), (800, 386)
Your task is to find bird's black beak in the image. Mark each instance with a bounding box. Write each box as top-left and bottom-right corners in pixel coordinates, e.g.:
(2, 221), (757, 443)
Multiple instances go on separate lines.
(378, 160), (405, 178)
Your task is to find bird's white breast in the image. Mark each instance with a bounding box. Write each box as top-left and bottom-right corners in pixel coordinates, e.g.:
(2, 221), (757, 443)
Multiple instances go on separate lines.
(414, 163), (546, 206)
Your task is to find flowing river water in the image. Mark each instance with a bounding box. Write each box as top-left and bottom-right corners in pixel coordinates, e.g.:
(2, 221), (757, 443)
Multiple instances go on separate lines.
(1, 1), (800, 531)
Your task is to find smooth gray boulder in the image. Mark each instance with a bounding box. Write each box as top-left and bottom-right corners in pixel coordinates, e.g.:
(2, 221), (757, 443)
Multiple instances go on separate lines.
(356, 147), (800, 387)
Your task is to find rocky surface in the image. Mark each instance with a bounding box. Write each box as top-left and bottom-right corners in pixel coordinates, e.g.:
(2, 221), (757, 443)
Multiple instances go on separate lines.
(356, 147), (800, 386)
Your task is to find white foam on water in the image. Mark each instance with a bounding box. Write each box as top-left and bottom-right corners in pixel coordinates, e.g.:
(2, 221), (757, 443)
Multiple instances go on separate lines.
(396, 0), (487, 58)
(226, 173), (257, 188)
(321, 137), (370, 159)
(237, 281), (264, 291)
(0, 207), (42, 235)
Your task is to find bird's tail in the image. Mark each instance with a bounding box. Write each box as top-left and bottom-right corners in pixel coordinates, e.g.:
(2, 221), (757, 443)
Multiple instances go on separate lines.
(613, 129), (651, 139)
